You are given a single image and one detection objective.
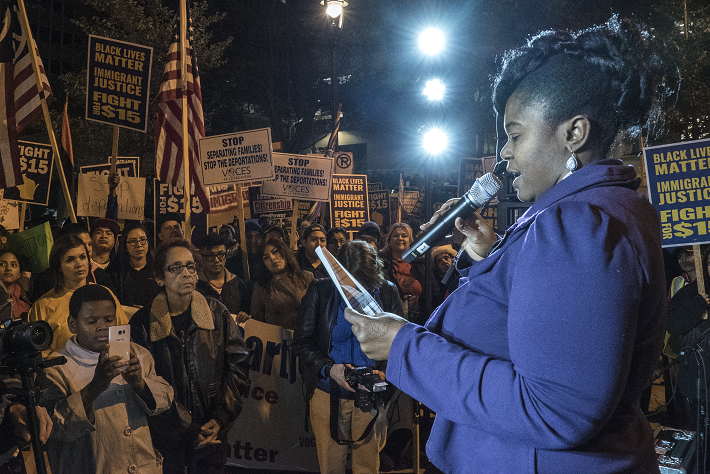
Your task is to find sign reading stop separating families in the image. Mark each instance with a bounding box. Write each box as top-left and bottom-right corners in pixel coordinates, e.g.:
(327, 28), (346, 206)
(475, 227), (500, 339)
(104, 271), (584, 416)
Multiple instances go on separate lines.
(2, 141), (54, 206)
(643, 138), (710, 247)
(199, 128), (274, 185)
(260, 153), (333, 202)
(86, 35), (153, 132)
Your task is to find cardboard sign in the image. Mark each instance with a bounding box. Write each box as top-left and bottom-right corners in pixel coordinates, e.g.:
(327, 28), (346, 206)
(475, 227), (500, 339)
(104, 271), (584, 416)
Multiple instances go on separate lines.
(77, 173), (146, 220)
(330, 174), (369, 234)
(154, 179), (207, 242)
(80, 162), (136, 177)
(0, 200), (20, 230)
(6, 222), (53, 274)
(199, 128), (274, 185)
(249, 187), (293, 219)
(643, 138), (710, 247)
(368, 189), (390, 229)
(86, 35), (153, 132)
(2, 141), (54, 206)
(261, 153), (333, 202)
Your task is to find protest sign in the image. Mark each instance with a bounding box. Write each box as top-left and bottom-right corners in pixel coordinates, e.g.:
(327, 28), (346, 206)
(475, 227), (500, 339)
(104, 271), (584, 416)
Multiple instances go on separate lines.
(368, 188), (390, 229)
(0, 200), (20, 230)
(458, 156), (497, 196)
(249, 187), (293, 219)
(77, 173), (146, 220)
(86, 35), (153, 132)
(80, 162), (136, 177)
(206, 183), (254, 231)
(111, 156), (139, 176)
(6, 222), (53, 274)
(199, 128), (274, 185)
(368, 182), (382, 192)
(154, 179), (207, 242)
(400, 190), (419, 214)
(2, 141), (54, 206)
(261, 153), (333, 202)
(643, 138), (710, 247)
(331, 174), (369, 235)
(227, 320), (318, 471)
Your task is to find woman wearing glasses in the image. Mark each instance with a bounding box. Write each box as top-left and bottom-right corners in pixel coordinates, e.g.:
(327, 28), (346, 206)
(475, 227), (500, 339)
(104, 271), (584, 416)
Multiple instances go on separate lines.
(129, 238), (250, 474)
(105, 222), (161, 310)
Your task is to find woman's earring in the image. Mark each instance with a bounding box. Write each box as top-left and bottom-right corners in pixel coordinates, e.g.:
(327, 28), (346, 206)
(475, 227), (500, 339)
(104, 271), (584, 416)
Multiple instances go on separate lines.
(566, 151), (582, 172)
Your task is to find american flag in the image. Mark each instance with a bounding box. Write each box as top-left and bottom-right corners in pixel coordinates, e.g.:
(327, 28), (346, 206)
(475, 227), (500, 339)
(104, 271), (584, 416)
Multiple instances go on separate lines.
(155, 2), (210, 213)
(325, 103), (342, 158)
(0, 0), (53, 190)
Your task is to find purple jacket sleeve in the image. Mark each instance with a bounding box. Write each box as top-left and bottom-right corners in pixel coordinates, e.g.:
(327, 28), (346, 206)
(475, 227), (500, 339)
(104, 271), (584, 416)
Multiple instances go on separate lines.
(387, 202), (648, 449)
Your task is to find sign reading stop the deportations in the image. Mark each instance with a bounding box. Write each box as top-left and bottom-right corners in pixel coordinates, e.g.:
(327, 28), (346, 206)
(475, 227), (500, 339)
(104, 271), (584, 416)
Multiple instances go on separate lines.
(199, 128), (274, 185)
(260, 153), (333, 202)
(86, 35), (153, 132)
(643, 138), (710, 247)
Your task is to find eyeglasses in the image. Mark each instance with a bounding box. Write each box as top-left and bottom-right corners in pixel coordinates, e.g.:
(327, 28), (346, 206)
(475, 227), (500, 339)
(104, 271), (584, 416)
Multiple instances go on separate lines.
(126, 238), (148, 247)
(165, 263), (198, 275)
(201, 252), (226, 262)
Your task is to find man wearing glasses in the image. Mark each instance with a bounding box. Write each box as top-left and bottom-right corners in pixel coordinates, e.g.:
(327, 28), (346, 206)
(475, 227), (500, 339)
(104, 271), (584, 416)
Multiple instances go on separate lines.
(195, 232), (250, 324)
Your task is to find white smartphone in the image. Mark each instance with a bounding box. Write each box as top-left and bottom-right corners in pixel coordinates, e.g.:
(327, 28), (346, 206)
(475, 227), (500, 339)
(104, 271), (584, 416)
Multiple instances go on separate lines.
(108, 324), (131, 367)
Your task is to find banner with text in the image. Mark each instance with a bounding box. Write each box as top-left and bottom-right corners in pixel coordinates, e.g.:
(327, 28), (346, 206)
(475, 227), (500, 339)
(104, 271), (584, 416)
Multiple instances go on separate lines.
(249, 187), (293, 219)
(2, 141), (54, 206)
(227, 320), (318, 471)
(6, 222), (53, 274)
(261, 153), (333, 202)
(199, 128), (274, 185)
(330, 174), (369, 235)
(643, 138), (710, 247)
(154, 179), (207, 242)
(457, 156), (497, 196)
(77, 173), (146, 220)
(86, 35), (153, 132)
(368, 188), (390, 230)
(80, 162), (136, 177)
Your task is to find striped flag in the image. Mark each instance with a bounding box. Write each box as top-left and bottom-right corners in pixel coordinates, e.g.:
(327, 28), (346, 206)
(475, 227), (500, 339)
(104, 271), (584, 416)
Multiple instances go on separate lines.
(0, 0), (53, 190)
(325, 103), (342, 158)
(155, 2), (210, 212)
(61, 96), (74, 189)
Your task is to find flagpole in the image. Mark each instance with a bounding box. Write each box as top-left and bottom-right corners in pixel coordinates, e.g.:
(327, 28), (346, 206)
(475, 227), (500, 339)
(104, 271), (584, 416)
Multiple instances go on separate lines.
(180, 0), (191, 241)
(16, 0), (77, 223)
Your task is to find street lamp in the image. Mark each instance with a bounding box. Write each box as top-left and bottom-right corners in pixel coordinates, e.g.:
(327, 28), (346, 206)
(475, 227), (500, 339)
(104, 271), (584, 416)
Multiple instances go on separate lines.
(423, 128), (447, 155)
(323, 0), (347, 28)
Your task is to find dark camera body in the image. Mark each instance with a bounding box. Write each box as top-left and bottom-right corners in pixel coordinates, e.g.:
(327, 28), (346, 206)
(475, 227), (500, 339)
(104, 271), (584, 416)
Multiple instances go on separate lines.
(0, 320), (53, 361)
(344, 366), (387, 412)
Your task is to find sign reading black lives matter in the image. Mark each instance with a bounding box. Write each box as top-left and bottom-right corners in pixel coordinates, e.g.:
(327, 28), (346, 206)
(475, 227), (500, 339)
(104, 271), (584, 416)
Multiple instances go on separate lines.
(331, 174), (370, 235)
(86, 35), (153, 132)
(199, 128), (274, 185)
(643, 138), (710, 247)
(2, 141), (54, 206)
(261, 153), (333, 202)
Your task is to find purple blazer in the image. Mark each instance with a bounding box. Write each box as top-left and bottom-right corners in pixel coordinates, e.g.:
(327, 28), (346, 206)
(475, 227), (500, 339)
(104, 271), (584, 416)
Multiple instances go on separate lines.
(387, 161), (665, 473)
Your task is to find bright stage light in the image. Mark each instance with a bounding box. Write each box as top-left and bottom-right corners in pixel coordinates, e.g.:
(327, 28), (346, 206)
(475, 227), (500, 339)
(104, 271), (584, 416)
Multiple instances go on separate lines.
(326, 1), (343, 18)
(424, 78), (445, 101)
(423, 129), (447, 154)
(419, 28), (445, 55)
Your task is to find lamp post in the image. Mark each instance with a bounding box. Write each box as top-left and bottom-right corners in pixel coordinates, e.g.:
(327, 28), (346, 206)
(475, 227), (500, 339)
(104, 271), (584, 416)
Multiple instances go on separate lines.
(323, 0), (347, 138)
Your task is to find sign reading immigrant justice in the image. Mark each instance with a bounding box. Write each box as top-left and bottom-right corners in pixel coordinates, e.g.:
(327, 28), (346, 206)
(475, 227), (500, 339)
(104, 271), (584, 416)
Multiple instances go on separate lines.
(643, 138), (710, 247)
(199, 128), (274, 185)
(86, 35), (153, 132)
(330, 174), (369, 235)
(2, 141), (54, 206)
(260, 153), (333, 202)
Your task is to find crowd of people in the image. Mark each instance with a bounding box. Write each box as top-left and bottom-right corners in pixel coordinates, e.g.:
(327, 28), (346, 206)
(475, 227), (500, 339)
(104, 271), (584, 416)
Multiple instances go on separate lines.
(0, 207), (458, 474)
(0, 14), (704, 474)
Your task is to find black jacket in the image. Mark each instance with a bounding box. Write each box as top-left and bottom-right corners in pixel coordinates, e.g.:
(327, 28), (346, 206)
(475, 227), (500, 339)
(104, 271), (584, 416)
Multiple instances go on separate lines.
(293, 278), (403, 402)
(130, 291), (250, 451)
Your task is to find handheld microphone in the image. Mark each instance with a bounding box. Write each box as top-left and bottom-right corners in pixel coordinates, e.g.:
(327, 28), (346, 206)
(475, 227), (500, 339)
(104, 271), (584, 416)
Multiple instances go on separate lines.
(402, 172), (502, 263)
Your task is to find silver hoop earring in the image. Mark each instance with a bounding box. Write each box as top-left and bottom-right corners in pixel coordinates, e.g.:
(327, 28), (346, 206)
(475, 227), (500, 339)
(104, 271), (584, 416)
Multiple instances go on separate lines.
(566, 152), (582, 172)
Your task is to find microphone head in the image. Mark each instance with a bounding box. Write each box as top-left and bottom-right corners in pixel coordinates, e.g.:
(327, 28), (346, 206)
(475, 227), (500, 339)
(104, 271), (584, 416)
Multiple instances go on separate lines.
(466, 173), (502, 208)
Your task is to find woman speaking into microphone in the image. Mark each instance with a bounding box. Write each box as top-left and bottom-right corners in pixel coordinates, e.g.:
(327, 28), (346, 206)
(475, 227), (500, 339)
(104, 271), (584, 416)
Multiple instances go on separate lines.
(345, 17), (676, 473)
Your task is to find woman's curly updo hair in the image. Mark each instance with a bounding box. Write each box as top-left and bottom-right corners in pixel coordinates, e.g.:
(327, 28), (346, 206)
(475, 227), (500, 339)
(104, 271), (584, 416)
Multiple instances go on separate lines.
(338, 240), (385, 292)
(492, 16), (678, 160)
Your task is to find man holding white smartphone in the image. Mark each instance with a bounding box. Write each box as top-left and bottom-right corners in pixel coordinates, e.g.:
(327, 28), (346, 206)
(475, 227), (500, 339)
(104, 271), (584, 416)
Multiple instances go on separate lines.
(39, 284), (174, 474)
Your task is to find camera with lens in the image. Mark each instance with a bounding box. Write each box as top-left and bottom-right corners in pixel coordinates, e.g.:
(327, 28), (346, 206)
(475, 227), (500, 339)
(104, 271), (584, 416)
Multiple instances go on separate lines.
(0, 320), (53, 368)
(343, 366), (387, 412)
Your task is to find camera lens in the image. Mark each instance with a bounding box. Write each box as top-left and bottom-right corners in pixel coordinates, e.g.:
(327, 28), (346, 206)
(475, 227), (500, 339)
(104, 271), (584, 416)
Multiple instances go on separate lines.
(30, 324), (49, 347)
(2, 320), (53, 354)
